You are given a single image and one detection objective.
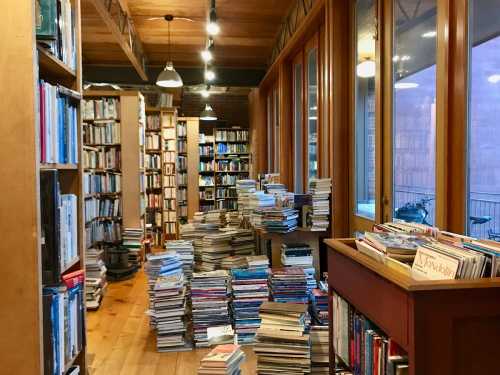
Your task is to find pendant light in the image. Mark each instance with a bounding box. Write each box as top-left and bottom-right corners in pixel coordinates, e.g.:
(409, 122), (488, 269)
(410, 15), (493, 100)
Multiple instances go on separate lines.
(200, 104), (217, 121)
(156, 15), (183, 88)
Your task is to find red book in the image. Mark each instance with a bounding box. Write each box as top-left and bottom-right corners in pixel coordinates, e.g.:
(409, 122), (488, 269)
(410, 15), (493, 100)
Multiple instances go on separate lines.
(62, 269), (85, 289)
(373, 336), (380, 375)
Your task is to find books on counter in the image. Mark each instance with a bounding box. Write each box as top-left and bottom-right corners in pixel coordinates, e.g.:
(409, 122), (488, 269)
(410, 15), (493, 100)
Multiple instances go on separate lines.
(145, 251), (190, 352)
(269, 267), (309, 304)
(307, 178), (332, 231)
(255, 302), (311, 375)
(197, 344), (246, 375)
(39, 81), (79, 164)
(40, 170), (78, 285)
(230, 267), (270, 344)
(191, 270), (231, 347)
(262, 208), (299, 233)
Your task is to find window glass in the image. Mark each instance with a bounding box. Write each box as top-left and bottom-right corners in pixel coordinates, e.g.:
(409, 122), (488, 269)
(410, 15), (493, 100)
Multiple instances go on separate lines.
(392, 0), (437, 225)
(307, 49), (318, 180)
(467, 0), (500, 239)
(294, 62), (304, 192)
(354, 0), (376, 219)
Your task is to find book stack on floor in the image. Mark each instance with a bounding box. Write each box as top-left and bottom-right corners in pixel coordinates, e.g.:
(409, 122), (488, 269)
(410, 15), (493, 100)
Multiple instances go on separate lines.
(263, 208), (299, 233)
(269, 267), (309, 304)
(122, 228), (143, 269)
(226, 211), (242, 228)
(221, 256), (247, 270)
(309, 326), (329, 375)
(254, 302), (311, 375)
(246, 255), (270, 270)
(197, 344), (246, 375)
(231, 229), (256, 257)
(165, 240), (195, 282)
(230, 266), (270, 345)
(199, 231), (235, 271)
(310, 288), (328, 326)
(145, 252), (190, 352)
(332, 293), (408, 374)
(191, 270), (231, 347)
(307, 178), (332, 231)
(205, 209), (227, 227)
(85, 248), (107, 310)
(281, 243), (317, 292)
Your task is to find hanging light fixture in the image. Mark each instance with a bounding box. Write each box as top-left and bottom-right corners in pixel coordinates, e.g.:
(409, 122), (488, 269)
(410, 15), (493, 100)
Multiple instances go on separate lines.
(201, 38), (214, 62)
(200, 104), (217, 121)
(205, 66), (216, 81)
(356, 58), (375, 78)
(207, 0), (220, 35)
(156, 15), (183, 88)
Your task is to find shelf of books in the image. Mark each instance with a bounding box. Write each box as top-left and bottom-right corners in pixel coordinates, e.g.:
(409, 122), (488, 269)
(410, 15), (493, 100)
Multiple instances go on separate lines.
(214, 128), (250, 211)
(82, 94), (122, 310)
(177, 118), (188, 224)
(1, 0), (86, 372)
(162, 109), (178, 240)
(138, 101), (146, 233)
(198, 131), (216, 212)
(145, 108), (164, 246)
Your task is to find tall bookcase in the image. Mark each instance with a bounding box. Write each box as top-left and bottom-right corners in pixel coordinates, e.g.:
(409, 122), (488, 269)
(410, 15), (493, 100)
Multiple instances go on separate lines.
(177, 119), (188, 224)
(0, 0), (87, 372)
(198, 130), (216, 212)
(162, 109), (178, 239)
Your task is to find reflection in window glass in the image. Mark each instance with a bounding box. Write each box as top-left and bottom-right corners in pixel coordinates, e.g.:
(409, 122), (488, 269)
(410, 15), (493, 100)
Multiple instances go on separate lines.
(468, 1), (500, 239)
(294, 63), (304, 192)
(307, 49), (318, 180)
(354, 0), (376, 219)
(392, 0), (437, 225)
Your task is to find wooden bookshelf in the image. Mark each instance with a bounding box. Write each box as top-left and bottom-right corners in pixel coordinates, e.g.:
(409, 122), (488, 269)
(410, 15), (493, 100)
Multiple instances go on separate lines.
(326, 238), (500, 375)
(0, 0), (86, 372)
(162, 108), (178, 240)
(176, 118), (188, 224)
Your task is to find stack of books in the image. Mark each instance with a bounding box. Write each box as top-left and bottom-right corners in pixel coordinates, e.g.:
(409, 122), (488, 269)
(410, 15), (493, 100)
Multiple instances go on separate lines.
(205, 209), (227, 227)
(231, 229), (256, 257)
(248, 191), (276, 210)
(281, 243), (317, 291)
(191, 270), (231, 347)
(85, 248), (107, 310)
(269, 267), (309, 304)
(254, 302), (311, 375)
(197, 344), (246, 375)
(230, 267), (270, 344)
(310, 288), (328, 326)
(310, 326), (329, 374)
(263, 183), (287, 195)
(226, 211), (242, 228)
(122, 227), (143, 269)
(246, 255), (270, 270)
(262, 208), (299, 233)
(236, 179), (257, 219)
(308, 178), (332, 231)
(221, 256), (247, 270)
(199, 231), (235, 271)
(145, 252), (189, 352)
(165, 240), (195, 282)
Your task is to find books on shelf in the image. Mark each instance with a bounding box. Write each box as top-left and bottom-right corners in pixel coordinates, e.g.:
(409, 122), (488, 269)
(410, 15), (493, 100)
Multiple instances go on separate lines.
(146, 114), (161, 131)
(197, 344), (246, 375)
(40, 170), (78, 284)
(215, 129), (249, 142)
(191, 270), (231, 347)
(39, 81), (79, 164)
(146, 134), (161, 150)
(82, 98), (120, 121)
(83, 121), (120, 145)
(254, 302), (311, 375)
(84, 172), (121, 194)
(83, 147), (120, 170)
(216, 143), (248, 154)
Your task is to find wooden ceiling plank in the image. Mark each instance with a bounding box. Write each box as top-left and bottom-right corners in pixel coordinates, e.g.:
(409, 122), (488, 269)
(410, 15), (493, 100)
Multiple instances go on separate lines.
(88, 0), (148, 80)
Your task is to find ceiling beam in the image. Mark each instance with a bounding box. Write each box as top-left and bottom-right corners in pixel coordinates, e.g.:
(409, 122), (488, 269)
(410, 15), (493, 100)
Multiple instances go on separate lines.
(88, 0), (148, 81)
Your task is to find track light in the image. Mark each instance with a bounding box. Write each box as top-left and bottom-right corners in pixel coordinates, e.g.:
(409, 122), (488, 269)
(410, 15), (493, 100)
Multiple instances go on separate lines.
(201, 49), (213, 62)
(207, 3), (220, 36)
(205, 69), (215, 81)
(201, 88), (210, 98)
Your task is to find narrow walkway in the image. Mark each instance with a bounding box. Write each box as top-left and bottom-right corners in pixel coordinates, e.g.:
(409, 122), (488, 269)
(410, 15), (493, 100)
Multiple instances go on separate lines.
(87, 268), (257, 374)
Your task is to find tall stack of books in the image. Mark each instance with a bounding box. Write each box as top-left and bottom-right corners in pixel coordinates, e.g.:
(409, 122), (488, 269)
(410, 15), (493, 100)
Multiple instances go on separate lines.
(226, 211), (242, 228)
(197, 344), (246, 375)
(263, 208), (299, 233)
(205, 209), (227, 227)
(199, 231), (234, 271)
(310, 288), (328, 325)
(269, 267), (309, 304)
(254, 302), (311, 375)
(308, 178), (332, 231)
(191, 270), (231, 347)
(236, 179), (257, 221)
(230, 266), (270, 344)
(263, 183), (287, 195)
(221, 256), (247, 270)
(122, 228), (143, 269)
(310, 326), (329, 374)
(231, 229), (256, 257)
(165, 240), (195, 282)
(145, 252), (189, 352)
(248, 191), (276, 210)
(281, 243), (317, 291)
(85, 248), (107, 310)
(246, 255), (270, 270)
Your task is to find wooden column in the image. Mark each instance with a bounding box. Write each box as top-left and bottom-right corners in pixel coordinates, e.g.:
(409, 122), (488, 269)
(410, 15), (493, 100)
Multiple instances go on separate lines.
(248, 88), (268, 179)
(279, 63), (293, 189)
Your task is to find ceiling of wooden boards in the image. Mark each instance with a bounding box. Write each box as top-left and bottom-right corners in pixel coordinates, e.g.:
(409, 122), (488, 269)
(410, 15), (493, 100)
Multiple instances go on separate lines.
(81, 0), (294, 69)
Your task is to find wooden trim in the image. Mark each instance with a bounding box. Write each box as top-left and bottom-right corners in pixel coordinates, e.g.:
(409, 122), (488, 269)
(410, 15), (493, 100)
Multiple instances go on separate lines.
(182, 117), (200, 219)
(278, 63), (293, 188)
(291, 51), (304, 192)
(319, 23), (328, 179)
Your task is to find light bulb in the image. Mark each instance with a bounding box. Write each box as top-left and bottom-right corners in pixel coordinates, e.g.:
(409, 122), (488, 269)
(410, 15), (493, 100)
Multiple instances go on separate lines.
(205, 70), (215, 81)
(207, 22), (220, 36)
(356, 60), (375, 78)
(201, 50), (213, 62)
(201, 89), (210, 98)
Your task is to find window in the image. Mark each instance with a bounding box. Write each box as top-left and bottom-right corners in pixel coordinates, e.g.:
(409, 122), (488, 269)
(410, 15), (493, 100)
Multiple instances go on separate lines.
(392, 0), (437, 225)
(294, 61), (304, 192)
(467, 0), (500, 239)
(354, 0), (376, 219)
(307, 48), (318, 180)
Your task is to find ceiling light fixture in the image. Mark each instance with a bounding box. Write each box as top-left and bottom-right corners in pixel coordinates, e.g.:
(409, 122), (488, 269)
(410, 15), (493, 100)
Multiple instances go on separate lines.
(201, 49), (213, 62)
(200, 104), (217, 121)
(422, 30), (437, 38)
(205, 69), (216, 81)
(207, 0), (220, 36)
(394, 82), (419, 89)
(156, 15), (183, 88)
(357, 59), (375, 78)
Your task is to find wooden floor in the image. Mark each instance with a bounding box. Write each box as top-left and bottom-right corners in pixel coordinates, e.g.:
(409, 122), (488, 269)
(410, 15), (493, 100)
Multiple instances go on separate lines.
(87, 268), (257, 375)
